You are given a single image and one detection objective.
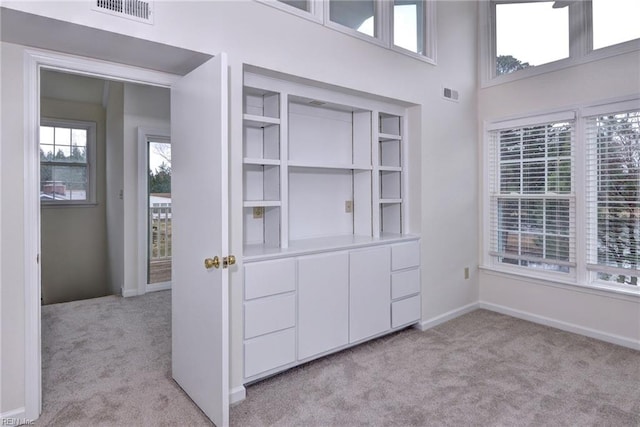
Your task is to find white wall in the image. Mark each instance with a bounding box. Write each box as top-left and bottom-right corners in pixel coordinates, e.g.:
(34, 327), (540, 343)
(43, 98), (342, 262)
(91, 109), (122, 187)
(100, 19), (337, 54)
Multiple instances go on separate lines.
(122, 83), (170, 296)
(106, 82), (125, 296)
(1, 41), (26, 416)
(478, 51), (640, 347)
(40, 98), (109, 304)
(0, 0), (479, 415)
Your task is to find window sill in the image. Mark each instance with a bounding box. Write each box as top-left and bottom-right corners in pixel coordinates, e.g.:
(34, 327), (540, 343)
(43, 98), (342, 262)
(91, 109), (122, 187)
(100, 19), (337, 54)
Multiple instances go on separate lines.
(479, 264), (640, 302)
(41, 202), (99, 209)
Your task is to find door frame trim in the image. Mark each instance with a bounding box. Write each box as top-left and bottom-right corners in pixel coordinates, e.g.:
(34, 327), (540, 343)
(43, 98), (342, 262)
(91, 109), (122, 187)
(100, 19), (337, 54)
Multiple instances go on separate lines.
(23, 47), (177, 421)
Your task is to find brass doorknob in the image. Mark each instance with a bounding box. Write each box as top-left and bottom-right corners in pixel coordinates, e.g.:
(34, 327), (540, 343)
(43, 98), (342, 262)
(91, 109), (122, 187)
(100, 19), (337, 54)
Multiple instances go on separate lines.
(204, 256), (220, 269)
(223, 255), (236, 268)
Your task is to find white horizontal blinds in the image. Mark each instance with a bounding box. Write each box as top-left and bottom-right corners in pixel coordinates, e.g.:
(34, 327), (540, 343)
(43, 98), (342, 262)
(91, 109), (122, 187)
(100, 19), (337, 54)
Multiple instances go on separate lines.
(489, 119), (575, 272)
(585, 109), (640, 287)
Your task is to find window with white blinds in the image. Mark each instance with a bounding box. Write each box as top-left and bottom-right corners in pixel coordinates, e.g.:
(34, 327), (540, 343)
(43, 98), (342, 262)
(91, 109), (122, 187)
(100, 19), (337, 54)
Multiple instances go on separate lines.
(586, 109), (640, 287)
(488, 119), (576, 273)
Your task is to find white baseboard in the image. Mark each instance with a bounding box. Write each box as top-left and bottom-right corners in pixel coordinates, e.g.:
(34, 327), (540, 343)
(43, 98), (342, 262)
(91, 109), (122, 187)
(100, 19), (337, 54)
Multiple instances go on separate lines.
(146, 282), (171, 293)
(230, 385), (246, 405)
(479, 301), (640, 351)
(121, 287), (138, 298)
(418, 302), (480, 331)
(1, 407), (34, 425)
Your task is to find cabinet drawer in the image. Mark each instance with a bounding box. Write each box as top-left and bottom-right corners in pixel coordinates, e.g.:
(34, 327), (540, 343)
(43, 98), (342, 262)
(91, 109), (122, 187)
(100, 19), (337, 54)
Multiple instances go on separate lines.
(391, 268), (420, 300)
(391, 295), (421, 328)
(391, 241), (420, 271)
(244, 258), (296, 300)
(244, 328), (296, 378)
(244, 293), (295, 339)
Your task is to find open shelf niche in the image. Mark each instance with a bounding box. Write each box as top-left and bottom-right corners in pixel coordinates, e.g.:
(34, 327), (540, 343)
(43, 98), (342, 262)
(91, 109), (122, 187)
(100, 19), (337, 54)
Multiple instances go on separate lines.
(243, 87), (282, 249)
(377, 112), (403, 236)
(242, 75), (409, 257)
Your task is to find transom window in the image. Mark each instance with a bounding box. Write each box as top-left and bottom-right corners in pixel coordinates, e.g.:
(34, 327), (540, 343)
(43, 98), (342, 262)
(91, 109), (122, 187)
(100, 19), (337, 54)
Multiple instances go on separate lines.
(329, 0), (376, 37)
(486, 0), (640, 81)
(393, 0), (426, 55)
(40, 119), (96, 205)
(495, 1), (569, 75)
(592, 0), (640, 51)
(266, 0), (436, 63)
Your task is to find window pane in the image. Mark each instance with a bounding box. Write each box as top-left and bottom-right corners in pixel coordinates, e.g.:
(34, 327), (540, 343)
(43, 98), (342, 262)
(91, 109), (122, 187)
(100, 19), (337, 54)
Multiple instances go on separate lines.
(393, 0), (425, 55)
(40, 165), (88, 201)
(40, 144), (55, 161)
(495, 1), (569, 75)
(330, 0), (375, 37)
(493, 120), (574, 273)
(71, 129), (87, 148)
(277, 0), (310, 12)
(40, 126), (54, 145)
(54, 126), (71, 147)
(592, 111), (640, 286)
(500, 163), (521, 193)
(592, 0), (640, 50)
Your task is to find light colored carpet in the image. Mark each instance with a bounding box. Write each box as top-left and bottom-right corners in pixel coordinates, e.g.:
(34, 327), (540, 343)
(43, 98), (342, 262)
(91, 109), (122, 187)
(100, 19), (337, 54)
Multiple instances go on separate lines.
(38, 290), (640, 426)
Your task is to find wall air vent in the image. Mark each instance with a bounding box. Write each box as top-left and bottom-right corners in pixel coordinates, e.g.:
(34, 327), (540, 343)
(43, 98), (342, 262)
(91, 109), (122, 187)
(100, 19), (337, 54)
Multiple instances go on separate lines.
(94, 0), (154, 24)
(442, 87), (459, 103)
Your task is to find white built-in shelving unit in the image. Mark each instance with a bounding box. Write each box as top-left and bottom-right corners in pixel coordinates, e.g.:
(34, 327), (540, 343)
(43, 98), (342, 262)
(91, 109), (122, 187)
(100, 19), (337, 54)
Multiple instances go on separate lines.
(242, 75), (414, 258)
(241, 70), (421, 383)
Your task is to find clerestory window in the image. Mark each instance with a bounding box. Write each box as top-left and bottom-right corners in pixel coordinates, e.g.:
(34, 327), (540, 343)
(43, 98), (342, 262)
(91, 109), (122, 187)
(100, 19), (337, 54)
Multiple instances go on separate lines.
(485, 0), (640, 82)
(262, 0), (436, 63)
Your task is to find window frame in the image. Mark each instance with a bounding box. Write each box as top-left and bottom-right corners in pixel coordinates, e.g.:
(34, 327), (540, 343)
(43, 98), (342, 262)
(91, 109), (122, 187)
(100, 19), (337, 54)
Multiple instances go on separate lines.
(40, 118), (97, 207)
(256, 0), (436, 64)
(584, 99), (640, 290)
(480, 0), (640, 87)
(485, 111), (577, 281)
(482, 98), (640, 297)
(390, 0), (437, 62)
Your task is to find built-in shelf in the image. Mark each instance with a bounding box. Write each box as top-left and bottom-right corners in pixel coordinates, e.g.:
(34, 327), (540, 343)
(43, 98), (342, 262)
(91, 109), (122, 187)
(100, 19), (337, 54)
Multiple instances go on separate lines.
(243, 200), (282, 208)
(243, 158), (281, 166)
(378, 166), (402, 172)
(378, 133), (402, 142)
(244, 233), (419, 262)
(243, 114), (280, 128)
(287, 161), (372, 170)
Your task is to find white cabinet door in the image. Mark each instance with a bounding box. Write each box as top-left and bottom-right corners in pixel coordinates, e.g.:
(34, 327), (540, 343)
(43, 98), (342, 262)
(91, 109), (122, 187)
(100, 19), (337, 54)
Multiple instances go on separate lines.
(171, 54), (229, 427)
(298, 251), (349, 360)
(349, 246), (390, 343)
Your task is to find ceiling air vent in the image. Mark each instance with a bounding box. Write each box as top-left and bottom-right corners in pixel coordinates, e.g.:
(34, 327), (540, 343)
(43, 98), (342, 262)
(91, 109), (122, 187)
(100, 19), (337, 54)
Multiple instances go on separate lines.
(94, 0), (154, 24)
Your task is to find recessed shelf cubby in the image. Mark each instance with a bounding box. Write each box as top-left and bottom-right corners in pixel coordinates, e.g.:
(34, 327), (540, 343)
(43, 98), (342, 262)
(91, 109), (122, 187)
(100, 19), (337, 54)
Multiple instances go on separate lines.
(244, 87), (280, 161)
(380, 202), (402, 235)
(243, 164), (280, 202)
(244, 206), (281, 248)
(379, 112), (401, 136)
(288, 98), (371, 168)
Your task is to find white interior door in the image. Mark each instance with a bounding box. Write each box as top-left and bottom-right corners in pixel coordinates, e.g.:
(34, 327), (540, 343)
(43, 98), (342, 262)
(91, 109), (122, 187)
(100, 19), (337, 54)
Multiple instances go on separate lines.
(171, 53), (229, 427)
